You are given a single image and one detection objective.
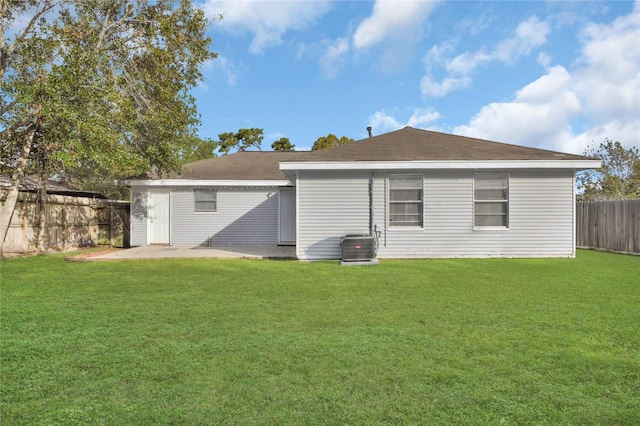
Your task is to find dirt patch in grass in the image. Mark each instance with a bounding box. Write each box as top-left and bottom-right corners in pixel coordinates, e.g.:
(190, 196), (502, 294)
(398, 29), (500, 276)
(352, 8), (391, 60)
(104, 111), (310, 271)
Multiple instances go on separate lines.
(64, 248), (122, 261)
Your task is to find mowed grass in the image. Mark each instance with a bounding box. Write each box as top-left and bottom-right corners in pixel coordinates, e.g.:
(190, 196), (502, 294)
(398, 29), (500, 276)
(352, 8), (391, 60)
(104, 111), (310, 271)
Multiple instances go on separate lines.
(1, 251), (639, 424)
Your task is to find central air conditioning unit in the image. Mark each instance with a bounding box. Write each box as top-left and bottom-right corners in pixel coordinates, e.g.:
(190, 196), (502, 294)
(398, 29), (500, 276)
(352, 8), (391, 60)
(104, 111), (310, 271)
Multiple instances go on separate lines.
(340, 235), (377, 262)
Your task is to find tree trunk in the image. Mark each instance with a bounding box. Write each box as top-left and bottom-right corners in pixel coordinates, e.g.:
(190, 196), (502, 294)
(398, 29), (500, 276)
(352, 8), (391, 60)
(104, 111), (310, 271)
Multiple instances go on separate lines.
(35, 155), (49, 254)
(0, 124), (36, 260)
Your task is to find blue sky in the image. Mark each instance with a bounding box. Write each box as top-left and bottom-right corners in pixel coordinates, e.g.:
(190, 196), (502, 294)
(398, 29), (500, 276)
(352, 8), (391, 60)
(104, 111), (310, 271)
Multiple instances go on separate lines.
(197, 0), (639, 154)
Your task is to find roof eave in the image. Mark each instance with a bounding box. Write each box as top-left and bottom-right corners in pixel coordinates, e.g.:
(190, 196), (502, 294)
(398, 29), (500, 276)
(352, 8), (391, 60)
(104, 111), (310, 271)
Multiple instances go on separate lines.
(126, 179), (292, 187)
(279, 160), (602, 171)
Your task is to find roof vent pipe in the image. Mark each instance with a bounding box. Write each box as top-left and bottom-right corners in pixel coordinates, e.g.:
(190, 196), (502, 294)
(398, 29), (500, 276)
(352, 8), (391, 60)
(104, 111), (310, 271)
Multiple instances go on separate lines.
(367, 126), (373, 138)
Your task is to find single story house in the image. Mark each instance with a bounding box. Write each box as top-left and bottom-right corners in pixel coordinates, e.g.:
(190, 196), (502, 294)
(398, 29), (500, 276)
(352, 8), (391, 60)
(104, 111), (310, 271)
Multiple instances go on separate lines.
(129, 127), (600, 259)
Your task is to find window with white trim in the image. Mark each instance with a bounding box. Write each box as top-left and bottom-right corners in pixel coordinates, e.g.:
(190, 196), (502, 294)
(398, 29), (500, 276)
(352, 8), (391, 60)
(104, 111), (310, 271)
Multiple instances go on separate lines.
(194, 188), (217, 212)
(474, 174), (508, 227)
(389, 175), (423, 227)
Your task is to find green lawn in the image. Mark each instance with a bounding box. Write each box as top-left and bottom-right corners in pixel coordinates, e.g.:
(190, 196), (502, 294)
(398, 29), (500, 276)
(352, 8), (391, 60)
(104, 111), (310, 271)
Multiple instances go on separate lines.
(1, 251), (639, 424)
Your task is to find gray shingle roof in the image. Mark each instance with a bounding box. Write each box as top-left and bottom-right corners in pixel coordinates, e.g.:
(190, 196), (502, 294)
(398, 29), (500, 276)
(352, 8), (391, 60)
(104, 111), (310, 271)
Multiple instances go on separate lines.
(0, 176), (108, 198)
(171, 127), (594, 181)
(169, 151), (311, 180)
(300, 127), (591, 161)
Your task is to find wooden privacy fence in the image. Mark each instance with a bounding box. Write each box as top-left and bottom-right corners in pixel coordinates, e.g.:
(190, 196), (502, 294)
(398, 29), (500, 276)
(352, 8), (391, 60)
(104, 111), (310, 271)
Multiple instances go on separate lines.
(576, 199), (640, 254)
(2, 192), (130, 255)
(97, 201), (130, 248)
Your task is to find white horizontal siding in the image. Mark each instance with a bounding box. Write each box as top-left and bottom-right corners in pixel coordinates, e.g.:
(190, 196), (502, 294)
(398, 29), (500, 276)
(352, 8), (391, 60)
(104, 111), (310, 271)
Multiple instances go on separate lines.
(130, 187), (147, 246)
(376, 169), (575, 258)
(171, 187), (279, 246)
(298, 169), (575, 259)
(297, 171), (370, 260)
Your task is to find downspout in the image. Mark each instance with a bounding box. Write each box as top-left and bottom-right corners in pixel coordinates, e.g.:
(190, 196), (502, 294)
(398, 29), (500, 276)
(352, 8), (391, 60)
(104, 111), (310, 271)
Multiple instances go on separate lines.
(366, 126), (380, 255)
(572, 169), (576, 258)
(367, 125), (374, 237)
(369, 172), (374, 236)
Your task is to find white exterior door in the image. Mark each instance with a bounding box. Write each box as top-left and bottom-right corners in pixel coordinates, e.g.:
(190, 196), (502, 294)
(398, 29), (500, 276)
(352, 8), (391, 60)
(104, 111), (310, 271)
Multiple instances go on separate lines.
(279, 187), (296, 245)
(148, 190), (170, 244)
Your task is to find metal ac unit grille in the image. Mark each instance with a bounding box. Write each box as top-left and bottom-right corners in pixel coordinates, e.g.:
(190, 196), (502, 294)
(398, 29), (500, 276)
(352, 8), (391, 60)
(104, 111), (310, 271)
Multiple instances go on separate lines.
(341, 235), (376, 261)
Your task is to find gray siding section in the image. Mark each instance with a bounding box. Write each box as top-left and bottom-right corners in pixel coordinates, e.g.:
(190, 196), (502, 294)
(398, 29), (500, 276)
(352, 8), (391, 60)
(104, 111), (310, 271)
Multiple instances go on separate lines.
(297, 171), (370, 260)
(376, 169), (575, 258)
(171, 186), (279, 246)
(130, 187), (147, 246)
(298, 169), (576, 260)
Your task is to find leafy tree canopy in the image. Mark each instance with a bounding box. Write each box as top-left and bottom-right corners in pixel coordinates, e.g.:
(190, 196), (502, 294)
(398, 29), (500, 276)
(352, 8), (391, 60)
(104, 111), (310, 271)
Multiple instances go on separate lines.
(0, 0), (219, 255)
(311, 134), (354, 151)
(217, 128), (263, 154)
(179, 136), (219, 164)
(271, 137), (295, 151)
(577, 139), (640, 200)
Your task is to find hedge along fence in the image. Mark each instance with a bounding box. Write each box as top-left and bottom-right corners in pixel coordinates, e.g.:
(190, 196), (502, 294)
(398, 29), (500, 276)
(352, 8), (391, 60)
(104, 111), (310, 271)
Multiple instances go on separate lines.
(2, 191), (129, 255)
(576, 199), (640, 254)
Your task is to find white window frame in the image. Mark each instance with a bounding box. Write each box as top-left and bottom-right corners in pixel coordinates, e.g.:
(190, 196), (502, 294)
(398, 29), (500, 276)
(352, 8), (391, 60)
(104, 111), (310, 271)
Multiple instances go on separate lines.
(473, 173), (509, 229)
(194, 188), (217, 213)
(388, 175), (424, 229)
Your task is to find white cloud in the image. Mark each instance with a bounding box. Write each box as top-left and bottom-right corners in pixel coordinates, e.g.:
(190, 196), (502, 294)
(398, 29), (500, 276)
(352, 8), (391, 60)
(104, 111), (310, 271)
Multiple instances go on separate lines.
(453, 3), (640, 155)
(537, 52), (552, 67)
(448, 16), (551, 73)
(369, 108), (441, 134)
(369, 110), (404, 133)
(352, 1), (436, 50)
(573, 2), (640, 133)
(569, 120), (639, 155)
(204, 0), (332, 54)
(564, 3), (640, 153)
(517, 66), (577, 105)
(496, 16), (551, 63)
(420, 75), (471, 98)
(423, 42), (456, 72)
(407, 108), (442, 127)
(445, 51), (491, 75)
(441, 16), (551, 75)
(454, 66), (581, 150)
(320, 38), (350, 79)
(267, 131), (286, 141)
(422, 15), (551, 98)
(352, 0), (437, 71)
(203, 54), (243, 87)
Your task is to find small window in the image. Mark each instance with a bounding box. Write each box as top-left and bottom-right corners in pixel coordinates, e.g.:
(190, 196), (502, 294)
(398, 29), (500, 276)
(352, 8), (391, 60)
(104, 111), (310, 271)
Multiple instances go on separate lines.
(194, 188), (217, 212)
(474, 174), (508, 227)
(389, 175), (423, 227)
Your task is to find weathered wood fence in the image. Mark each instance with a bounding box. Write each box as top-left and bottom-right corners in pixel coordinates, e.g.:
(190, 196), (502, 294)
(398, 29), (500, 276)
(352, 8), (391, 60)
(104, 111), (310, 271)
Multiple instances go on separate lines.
(97, 201), (130, 249)
(2, 192), (129, 255)
(576, 199), (640, 254)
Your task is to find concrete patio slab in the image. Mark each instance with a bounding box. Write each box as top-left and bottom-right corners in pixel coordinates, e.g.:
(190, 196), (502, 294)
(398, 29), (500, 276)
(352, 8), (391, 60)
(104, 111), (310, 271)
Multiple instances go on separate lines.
(74, 245), (296, 261)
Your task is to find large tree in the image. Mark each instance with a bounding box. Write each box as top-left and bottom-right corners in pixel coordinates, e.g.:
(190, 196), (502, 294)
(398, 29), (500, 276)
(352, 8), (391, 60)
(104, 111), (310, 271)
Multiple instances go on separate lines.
(1, 0), (218, 257)
(311, 133), (354, 151)
(178, 136), (219, 164)
(577, 139), (640, 200)
(271, 137), (295, 151)
(217, 128), (264, 154)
